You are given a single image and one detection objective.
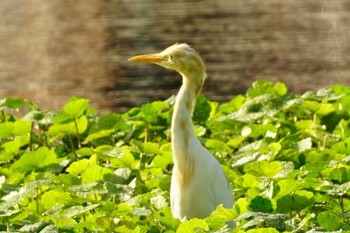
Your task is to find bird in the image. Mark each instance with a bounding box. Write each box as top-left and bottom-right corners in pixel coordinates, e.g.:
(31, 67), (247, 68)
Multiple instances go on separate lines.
(128, 43), (234, 225)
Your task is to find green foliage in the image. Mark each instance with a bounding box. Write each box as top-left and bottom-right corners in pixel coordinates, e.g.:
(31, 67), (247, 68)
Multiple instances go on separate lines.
(1, 80), (350, 232)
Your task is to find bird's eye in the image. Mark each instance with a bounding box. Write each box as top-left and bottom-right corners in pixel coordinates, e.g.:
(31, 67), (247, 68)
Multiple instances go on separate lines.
(165, 55), (173, 61)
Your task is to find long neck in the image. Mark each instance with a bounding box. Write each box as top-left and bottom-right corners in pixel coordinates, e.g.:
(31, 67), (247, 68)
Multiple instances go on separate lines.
(171, 72), (204, 168)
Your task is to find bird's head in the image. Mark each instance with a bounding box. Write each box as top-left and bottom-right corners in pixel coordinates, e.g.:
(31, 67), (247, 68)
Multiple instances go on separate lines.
(128, 43), (207, 84)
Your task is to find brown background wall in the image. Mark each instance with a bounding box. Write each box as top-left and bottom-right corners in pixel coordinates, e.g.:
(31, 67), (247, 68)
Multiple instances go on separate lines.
(0, 0), (349, 113)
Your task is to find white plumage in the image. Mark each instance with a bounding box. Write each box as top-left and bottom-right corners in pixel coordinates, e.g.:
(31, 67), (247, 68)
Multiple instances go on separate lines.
(129, 43), (234, 225)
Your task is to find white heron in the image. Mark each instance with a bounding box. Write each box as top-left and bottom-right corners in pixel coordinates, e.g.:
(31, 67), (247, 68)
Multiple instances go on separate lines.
(129, 43), (234, 225)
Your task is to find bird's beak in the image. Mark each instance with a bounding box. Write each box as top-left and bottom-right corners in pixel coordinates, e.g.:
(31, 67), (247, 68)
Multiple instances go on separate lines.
(128, 53), (166, 63)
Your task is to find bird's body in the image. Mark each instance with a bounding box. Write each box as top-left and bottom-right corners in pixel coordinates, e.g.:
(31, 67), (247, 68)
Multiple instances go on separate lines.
(129, 43), (234, 223)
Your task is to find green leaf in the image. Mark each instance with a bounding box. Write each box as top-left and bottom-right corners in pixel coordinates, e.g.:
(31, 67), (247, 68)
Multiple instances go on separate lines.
(41, 190), (73, 210)
(1, 135), (29, 155)
(83, 129), (115, 143)
(329, 167), (350, 184)
(81, 164), (113, 183)
(152, 144), (172, 169)
(95, 113), (122, 129)
(0, 151), (15, 163)
(13, 119), (32, 136)
(242, 174), (260, 188)
(49, 115), (88, 136)
(111, 147), (139, 169)
(247, 80), (274, 98)
(247, 228), (280, 233)
(0, 98), (25, 109)
(333, 119), (350, 139)
(332, 83), (350, 94)
(153, 207), (180, 230)
(205, 139), (232, 156)
(193, 95), (211, 123)
(273, 82), (287, 95)
(276, 190), (314, 213)
(62, 97), (90, 118)
(244, 161), (281, 178)
(317, 211), (343, 231)
(11, 147), (58, 173)
(140, 142), (160, 154)
(216, 95), (246, 117)
(0, 120), (31, 139)
(176, 218), (209, 232)
(66, 155), (96, 175)
(275, 179), (303, 199)
(316, 102), (334, 115)
(331, 137), (350, 154)
(141, 101), (169, 124)
(51, 215), (77, 228)
(205, 204), (236, 229)
(0, 122), (15, 139)
(248, 196), (274, 213)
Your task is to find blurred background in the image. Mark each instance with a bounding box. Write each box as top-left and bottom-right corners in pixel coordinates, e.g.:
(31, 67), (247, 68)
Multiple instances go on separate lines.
(0, 0), (349, 113)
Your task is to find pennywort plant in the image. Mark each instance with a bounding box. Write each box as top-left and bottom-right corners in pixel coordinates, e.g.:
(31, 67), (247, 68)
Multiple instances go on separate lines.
(0, 80), (349, 232)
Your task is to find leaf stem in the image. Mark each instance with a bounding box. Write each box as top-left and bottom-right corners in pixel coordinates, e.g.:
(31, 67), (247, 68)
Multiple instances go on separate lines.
(36, 188), (40, 214)
(68, 134), (77, 161)
(29, 122), (34, 151)
(144, 127), (148, 143)
(74, 118), (81, 149)
(0, 110), (5, 122)
(338, 196), (345, 215)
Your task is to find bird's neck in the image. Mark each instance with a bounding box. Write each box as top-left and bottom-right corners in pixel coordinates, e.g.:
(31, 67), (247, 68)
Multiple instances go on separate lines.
(171, 72), (204, 167)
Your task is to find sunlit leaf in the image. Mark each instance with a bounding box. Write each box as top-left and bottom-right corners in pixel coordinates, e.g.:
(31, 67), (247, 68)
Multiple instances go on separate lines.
(329, 167), (350, 184)
(153, 207), (180, 230)
(177, 218), (209, 232)
(41, 190), (73, 210)
(81, 164), (113, 183)
(84, 129), (115, 143)
(62, 97), (90, 119)
(244, 161), (281, 178)
(11, 147), (58, 173)
(205, 204), (236, 229)
(13, 119), (32, 136)
(247, 228), (280, 233)
(275, 179), (303, 199)
(66, 155), (96, 175)
(0, 122), (14, 139)
(49, 115), (88, 136)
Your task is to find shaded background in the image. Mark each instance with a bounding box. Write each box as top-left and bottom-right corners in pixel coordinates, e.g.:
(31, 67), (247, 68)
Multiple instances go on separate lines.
(0, 0), (349, 113)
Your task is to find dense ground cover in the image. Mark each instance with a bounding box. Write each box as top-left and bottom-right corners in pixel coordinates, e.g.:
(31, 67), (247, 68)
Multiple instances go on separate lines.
(0, 80), (350, 232)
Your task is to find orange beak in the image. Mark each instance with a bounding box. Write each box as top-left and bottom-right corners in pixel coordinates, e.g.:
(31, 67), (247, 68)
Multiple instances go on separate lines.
(128, 54), (166, 63)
